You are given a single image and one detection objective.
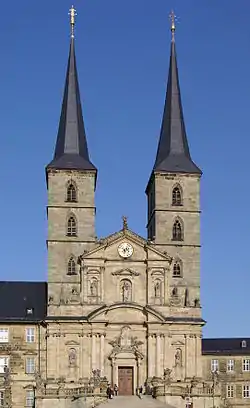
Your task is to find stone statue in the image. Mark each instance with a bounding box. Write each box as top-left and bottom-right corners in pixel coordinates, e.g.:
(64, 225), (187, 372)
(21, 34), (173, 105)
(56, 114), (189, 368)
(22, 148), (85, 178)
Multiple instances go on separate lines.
(90, 280), (98, 296)
(69, 348), (77, 367)
(172, 287), (178, 297)
(154, 281), (161, 298)
(163, 368), (172, 384)
(175, 348), (182, 367)
(121, 280), (131, 302)
(122, 215), (128, 230)
(194, 298), (200, 307)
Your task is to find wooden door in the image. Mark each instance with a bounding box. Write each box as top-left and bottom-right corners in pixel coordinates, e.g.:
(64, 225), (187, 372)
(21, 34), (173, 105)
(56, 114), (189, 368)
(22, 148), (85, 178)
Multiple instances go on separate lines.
(118, 366), (133, 395)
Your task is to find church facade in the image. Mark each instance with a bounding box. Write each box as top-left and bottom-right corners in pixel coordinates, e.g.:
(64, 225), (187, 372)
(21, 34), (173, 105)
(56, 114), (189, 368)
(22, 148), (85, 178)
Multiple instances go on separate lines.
(0, 10), (250, 408)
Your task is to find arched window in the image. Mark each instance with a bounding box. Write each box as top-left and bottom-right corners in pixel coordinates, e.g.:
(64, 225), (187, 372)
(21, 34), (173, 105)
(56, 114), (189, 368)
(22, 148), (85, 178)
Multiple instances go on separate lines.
(172, 185), (182, 206)
(66, 182), (77, 202)
(67, 215), (77, 236)
(172, 219), (183, 241)
(67, 256), (77, 275)
(173, 260), (182, 277)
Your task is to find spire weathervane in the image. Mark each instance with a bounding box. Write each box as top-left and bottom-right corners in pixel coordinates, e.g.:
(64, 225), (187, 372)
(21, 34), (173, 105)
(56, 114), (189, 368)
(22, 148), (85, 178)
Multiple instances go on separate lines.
(69, 5), (77, 38)
(169, 10), (176, 41)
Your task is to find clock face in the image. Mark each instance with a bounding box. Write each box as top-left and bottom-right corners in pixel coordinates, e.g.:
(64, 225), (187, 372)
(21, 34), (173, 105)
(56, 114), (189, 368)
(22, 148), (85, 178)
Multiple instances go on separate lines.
(118, 242), (134, 258)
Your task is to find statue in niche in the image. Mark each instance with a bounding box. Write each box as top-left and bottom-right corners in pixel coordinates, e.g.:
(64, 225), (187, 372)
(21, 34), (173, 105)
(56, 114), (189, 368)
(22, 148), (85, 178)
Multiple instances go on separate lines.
(154, 281), (161, 298)
(172, 287), (178, 297)
(194, 298), (200, 307)
(121, 280), (131, 302)
(69, 348), (77, 367)
(90, 279), (98, 296)
(120, 326), (131, 347)
(175, 348), (182, 367)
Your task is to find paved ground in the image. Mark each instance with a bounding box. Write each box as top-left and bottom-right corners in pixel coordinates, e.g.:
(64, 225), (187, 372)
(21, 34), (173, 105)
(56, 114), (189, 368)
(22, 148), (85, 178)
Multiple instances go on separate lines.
(98, 395), (173, 408)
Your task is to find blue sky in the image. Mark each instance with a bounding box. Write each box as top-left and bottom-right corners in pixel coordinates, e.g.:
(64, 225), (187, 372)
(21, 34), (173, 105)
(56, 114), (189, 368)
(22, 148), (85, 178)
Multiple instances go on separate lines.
(1, 1), (250, 338)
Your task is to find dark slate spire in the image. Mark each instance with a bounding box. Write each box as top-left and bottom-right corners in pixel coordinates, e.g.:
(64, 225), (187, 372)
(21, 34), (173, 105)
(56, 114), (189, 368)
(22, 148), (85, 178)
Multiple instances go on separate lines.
(47, 10), (96, 172)
(153, 13), (201, 174)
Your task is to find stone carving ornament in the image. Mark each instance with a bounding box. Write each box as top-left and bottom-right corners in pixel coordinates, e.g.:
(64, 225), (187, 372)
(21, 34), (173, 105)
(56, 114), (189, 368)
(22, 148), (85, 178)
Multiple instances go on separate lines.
(175, 348), (182, 367)
(154, 281), (161, 298)
(69, 348), (77, 367)
(90, 279), (98, 296)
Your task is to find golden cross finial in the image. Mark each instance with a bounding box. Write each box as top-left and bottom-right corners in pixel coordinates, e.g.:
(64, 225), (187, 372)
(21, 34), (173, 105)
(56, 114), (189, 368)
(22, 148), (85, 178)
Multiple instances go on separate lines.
(122, 216), (128, 230)
(169, 10), (176, 40)
(69, 5), (77, 38)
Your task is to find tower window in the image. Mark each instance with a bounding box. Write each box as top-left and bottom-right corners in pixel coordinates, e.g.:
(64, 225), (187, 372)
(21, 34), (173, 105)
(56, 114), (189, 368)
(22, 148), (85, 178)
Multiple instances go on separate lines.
(172, 185), (182, 206)
(67, 257), (77, 275)
(173, 260), (182, 277)
(66, 182), (77, 202)
(67, 215), (77, 237)
(172, 219), (183, 241)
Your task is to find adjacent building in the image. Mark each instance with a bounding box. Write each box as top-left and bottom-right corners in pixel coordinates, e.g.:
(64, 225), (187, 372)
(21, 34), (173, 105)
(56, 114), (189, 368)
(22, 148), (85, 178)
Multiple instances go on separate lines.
(0, 8), (248, 408)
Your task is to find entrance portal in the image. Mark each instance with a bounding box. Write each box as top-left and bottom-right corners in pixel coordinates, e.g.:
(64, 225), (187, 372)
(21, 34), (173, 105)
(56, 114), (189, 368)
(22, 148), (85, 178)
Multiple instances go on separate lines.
(118, 366), (133, 395)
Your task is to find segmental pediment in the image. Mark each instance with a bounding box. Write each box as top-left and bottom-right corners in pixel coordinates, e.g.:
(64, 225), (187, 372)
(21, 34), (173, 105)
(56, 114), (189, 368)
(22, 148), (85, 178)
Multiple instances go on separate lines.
(111, 268), (140, 277)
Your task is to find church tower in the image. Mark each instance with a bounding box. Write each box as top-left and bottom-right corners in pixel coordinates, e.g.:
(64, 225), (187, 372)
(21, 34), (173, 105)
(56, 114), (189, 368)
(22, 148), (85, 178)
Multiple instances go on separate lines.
(46, 7), (97, 314)
(146, 15), (202, 310)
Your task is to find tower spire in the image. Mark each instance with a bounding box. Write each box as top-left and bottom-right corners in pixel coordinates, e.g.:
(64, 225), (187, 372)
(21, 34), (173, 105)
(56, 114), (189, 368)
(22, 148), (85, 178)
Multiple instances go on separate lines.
(47, 6), (96, 172)
(153, 11), (201, 174)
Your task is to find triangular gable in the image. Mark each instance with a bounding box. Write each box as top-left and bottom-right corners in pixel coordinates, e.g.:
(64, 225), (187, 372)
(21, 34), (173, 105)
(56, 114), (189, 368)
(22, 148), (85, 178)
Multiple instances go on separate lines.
(79, 228), (172, 262)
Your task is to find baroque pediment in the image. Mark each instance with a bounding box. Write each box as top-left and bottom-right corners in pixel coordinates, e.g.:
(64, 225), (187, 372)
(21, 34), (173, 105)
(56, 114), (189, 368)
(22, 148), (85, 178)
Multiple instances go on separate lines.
(171, 340), (185, 346)
(65, 340), (79, 346)
(111, 268), (140, 277)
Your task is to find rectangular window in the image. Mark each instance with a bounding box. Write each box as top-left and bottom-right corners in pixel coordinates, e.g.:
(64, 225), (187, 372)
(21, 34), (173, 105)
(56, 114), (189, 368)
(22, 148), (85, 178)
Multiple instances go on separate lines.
(227, 359), (234, 372)
(26, 328), (35, 343)
(0, 357), (8, 374)
(25, 357), (35, 374)
(211, 359), (219, 372)
(243, 359), (250, 371)
(26, 390), (34, 407)
(243, 385), (250, 398)
(0, 391), (4, 406)
(227, 385), (234, 398)
(0, 329), (8, 343)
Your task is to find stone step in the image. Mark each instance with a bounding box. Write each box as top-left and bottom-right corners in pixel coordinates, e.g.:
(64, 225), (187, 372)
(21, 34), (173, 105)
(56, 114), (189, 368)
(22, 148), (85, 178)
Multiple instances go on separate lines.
(97, 395), (171, 408)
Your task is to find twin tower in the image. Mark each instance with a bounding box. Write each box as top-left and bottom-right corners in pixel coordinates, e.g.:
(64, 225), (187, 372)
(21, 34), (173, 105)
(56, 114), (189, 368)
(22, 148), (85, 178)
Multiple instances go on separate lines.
(45, 12), (202, 302)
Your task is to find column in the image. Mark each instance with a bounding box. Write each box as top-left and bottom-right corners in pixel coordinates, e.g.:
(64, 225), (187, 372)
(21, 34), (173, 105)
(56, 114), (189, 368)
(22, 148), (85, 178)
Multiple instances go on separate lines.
(79, 334), (84, 379)
(156, 334), (161, 377)
(100, 267), (104, 302)
(163, 335), (169, 369)
(184, 335), (188, 378)
(137, 360), (140, 388)
(92, 334), (96, 370)
(100, 334), (105, 375)
(164, 269), (168, 305)
(83, 266), (88, 303)
(196, 335), (203, 377)
(148, 334), (154, 378)
(56, 334), (60, 377)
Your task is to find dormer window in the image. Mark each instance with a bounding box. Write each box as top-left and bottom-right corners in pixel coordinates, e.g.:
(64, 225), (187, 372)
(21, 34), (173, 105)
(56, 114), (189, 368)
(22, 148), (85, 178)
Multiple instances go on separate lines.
(242, 340), (247, 348)
(26, 308), (33, 316)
